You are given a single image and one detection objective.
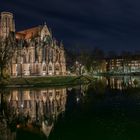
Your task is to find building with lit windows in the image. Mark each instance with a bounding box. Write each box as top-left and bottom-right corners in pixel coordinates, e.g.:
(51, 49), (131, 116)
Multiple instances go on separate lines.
(0, 11), (66, 76)
(106, 56), (140, 74)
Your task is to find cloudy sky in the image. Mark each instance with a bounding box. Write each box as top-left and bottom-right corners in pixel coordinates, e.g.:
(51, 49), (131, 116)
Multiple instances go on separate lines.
(1, 0), (140, 52)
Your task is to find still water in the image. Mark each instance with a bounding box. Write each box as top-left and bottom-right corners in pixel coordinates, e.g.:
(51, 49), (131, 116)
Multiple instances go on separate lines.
(0, 76), (140, 140)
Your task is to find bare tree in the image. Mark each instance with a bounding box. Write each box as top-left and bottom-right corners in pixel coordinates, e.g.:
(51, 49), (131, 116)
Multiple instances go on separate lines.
(0, 32), (16, 79)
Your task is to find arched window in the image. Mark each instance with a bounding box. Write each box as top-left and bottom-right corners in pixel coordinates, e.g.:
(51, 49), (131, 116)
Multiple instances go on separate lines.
(49, 66), (52, 71)
(43, 65), (46, 71)
(29, 52), (31, 63)
(55, 65), (59, 71)
(23, 55), (26, 63)
(36, 64), (39, 74)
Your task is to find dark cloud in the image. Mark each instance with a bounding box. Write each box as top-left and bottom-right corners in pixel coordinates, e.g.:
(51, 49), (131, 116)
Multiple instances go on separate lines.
(1, 0), (140, 52)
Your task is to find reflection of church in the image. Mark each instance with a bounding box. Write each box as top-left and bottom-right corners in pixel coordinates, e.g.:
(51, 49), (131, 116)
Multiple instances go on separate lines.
(0, 88), (67, 139)
(0, 12), (66, 76)
(8, 88), (67, 120)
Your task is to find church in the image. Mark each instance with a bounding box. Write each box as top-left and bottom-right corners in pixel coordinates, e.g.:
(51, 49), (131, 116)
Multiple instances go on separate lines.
(0, 11), (66, 77)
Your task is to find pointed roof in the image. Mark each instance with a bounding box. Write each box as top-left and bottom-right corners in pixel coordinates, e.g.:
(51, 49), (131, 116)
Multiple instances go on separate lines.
(16, 23), (52, 40)
(16, 26), (42, 39)
(40, 22), (51, 40)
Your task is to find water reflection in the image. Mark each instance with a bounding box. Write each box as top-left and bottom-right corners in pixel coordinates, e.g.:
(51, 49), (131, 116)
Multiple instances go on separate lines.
(1, 76), (140, 140)
(106, 76), (140, 90)
(0, 88), (67, 140)
(49, 77), (140, 140)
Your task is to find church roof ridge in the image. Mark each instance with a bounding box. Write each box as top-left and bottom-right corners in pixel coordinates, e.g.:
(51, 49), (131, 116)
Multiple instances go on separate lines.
(16, 25), (42, 33)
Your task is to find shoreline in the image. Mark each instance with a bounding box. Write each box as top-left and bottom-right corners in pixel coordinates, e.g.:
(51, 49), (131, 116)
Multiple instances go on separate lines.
(97, 72), (140, 76)
(0, 76), (89, 88)
(1, 74), (140, 88)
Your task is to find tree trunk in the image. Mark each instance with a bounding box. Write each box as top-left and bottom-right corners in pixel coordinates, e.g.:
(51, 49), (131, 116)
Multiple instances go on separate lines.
(0, 66), (6, 79)
(1, 67), (4, 79)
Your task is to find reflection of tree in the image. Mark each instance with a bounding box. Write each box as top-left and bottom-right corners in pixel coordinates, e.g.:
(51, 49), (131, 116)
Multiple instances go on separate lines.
(0, 88), (17, 138)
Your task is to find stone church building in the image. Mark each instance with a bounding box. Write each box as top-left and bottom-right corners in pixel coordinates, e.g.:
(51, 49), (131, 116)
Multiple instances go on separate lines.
(0, 11), (66, 76)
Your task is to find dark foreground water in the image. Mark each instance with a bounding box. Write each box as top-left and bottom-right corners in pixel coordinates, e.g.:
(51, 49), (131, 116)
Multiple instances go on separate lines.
(1, 76), (140, 140)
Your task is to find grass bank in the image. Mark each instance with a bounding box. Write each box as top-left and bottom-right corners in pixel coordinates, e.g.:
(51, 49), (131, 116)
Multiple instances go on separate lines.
(97, 72), (140, 76)
(3, 76), (90, 88)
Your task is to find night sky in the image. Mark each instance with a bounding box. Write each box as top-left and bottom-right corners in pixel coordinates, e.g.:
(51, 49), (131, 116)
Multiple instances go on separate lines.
(1, 0), (140, 52)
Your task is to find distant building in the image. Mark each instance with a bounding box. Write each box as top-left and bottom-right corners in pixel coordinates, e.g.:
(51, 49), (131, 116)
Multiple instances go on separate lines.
(106, 56), (140, 73)
(0, 11), (66, 76)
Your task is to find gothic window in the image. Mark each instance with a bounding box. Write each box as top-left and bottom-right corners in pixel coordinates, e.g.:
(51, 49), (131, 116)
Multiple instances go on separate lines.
(42, 46), (46, 61)
(51, 50), (53, 61)
(56, 91), (59, 96)
(29, 52), (31, 63)
(49, 49), (53, 61)
(56, 50), (59, 61)
(35, 46), (38, 61)
(23, 55), (26, 63)
(49, 66), (52, 71)
(43, 65), (46, 71)
(49, 92), (52, 97)
(55, 65), (59, 71)
(36, 64), (39, 74)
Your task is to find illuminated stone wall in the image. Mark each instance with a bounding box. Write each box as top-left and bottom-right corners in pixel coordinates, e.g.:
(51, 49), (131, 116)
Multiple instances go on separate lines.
(0, 12), (66, 77)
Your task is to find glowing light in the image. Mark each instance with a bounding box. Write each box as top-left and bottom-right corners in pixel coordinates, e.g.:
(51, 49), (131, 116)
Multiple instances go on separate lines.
(76, 97), (80, 102)
(17, 124), (20, 128)
(21, 104), (24, 108)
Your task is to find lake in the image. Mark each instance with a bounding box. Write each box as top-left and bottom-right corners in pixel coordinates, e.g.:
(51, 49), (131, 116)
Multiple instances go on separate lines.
(0, 76), (140, 140)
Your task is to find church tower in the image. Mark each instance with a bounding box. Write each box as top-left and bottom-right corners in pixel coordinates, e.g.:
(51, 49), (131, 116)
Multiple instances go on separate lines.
(0, 12), (15, 38)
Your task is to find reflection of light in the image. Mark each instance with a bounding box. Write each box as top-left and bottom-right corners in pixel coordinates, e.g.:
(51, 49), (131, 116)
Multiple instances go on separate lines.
(76, 97), (80, 102)
(17, 124), (20, 128)
(8, 96), (11, 102)
(21, 104), (24, 108)
(42, 72), (46, 75)
(67, 88), (72, 91)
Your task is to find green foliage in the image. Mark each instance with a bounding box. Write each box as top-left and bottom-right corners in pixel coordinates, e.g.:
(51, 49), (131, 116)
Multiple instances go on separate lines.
(7, 76), (88, 87)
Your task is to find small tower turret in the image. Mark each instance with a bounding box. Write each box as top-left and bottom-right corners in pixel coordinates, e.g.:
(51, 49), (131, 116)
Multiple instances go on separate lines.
(0, 12), (15, 38)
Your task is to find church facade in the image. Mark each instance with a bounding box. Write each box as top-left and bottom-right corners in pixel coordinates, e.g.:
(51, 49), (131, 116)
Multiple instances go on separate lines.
(0, 11), (66, 76)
